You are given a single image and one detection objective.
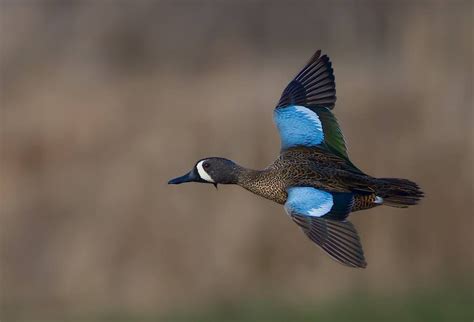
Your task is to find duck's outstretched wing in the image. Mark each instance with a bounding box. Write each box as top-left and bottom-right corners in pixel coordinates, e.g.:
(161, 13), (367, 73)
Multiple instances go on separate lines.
(285, 187), (367, 268)
(273, 50), (348, 160)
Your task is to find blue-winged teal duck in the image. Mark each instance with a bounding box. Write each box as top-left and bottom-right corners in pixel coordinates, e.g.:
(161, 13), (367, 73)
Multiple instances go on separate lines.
(169, 50), (423, 268)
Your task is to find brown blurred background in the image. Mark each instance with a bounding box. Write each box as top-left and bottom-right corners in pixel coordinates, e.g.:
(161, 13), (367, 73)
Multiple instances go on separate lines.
(1, 1), (473, 321)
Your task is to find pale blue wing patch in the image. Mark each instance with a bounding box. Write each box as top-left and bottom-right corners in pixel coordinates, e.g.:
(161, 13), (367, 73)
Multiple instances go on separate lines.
(273, 105), (325, 150)
(285, 187), (333, 217)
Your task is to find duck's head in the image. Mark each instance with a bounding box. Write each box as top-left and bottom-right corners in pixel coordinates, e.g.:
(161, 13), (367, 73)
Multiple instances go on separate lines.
(168, 157), (239, 187)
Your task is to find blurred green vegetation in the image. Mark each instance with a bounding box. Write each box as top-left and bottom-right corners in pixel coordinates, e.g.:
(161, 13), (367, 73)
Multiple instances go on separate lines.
(162, 284), (474, 322)
(10, 282), (472, 322)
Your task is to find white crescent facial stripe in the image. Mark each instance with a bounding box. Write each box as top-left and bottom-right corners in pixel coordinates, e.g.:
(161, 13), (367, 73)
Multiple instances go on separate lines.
(196, 160), (214, 183)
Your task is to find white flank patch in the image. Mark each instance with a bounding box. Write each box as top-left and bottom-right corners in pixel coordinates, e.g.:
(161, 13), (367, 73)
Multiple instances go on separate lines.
(196, 160), (215, 183)
(374, 196), (384, 204)
(308, 199), (334, 217)
(294, 106), (323, 132)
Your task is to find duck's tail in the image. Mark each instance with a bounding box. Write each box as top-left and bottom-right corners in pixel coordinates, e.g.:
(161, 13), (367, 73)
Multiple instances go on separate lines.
(374, 178), (424, 208)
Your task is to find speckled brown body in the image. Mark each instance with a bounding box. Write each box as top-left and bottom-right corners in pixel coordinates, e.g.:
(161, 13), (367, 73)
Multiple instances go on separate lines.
(235, 147), (381, 211)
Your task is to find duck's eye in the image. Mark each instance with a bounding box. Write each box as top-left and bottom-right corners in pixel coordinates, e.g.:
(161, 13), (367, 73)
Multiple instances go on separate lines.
(203, 162), (210, 169)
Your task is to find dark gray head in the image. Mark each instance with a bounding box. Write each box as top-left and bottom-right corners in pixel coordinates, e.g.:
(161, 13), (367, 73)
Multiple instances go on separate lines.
(168, 157), (239, 187)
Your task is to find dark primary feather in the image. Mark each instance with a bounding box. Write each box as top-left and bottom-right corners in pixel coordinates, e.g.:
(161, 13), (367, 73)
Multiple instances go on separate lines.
(277, 50), (337, 110)
(292, 215), (367, 268)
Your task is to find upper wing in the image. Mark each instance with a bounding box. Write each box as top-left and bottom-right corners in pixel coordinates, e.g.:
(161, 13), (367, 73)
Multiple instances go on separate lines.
(273, 50), (348, 159)
(276, 50), (336, 110)
(285, 187), (367, 268)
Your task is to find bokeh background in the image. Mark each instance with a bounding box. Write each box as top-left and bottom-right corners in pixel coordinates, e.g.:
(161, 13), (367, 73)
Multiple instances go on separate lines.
(1, 1), (473, 321)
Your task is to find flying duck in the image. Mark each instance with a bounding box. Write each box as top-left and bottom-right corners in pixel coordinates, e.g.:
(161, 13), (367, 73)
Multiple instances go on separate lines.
(168, 50), (423, 268)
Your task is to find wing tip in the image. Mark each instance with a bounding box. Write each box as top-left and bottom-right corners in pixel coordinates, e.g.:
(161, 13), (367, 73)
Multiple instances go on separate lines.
(309, 50), (322, 63)
(348, 255), (368, 269)
(325, 248), (368, 269)
(277, 49), (337, 110)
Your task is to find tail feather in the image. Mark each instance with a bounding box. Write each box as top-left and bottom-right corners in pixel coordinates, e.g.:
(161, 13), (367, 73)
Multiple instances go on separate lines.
(375, 178), (424, 208)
